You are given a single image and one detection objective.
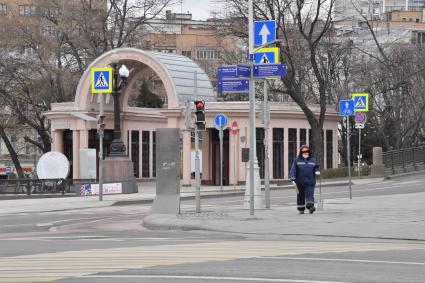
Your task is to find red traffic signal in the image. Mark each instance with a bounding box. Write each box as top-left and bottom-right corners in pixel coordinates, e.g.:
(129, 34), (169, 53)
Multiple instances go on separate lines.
(194, 100), (205, 110)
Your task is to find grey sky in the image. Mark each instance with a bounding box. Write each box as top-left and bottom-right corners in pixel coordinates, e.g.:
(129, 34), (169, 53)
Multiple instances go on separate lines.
(169, 0), (222, 20)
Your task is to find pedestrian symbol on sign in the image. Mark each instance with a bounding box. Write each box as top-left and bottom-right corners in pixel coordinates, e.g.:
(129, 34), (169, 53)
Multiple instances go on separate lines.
(95, 72), (108, 87)
(355, 97), (365, 108)
(261, 54), (270, 64)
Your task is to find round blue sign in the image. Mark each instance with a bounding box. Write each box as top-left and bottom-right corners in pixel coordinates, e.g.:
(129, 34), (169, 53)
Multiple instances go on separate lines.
(214, 114), (228, 128)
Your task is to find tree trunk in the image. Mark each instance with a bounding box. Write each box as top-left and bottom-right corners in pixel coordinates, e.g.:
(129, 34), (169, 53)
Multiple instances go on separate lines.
(0, 126), (31, 194)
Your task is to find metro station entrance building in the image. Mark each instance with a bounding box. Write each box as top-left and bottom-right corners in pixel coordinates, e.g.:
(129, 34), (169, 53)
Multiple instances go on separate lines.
(45, 48), (340, 185)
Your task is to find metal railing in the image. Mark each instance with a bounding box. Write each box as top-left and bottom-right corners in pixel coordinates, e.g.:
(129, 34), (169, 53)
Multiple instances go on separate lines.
(382, 146), (425, 175)
(0, 179), (100, 195)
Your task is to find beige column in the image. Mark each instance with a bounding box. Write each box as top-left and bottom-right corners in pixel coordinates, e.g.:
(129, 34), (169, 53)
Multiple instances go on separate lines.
(139, 131), (143, 178)
(333, 129), (338, 169)
(182, 130), (191, 186)
(229, 130), (237, 185)
(239, 126), (248, 183)
(149, 130), (154, 178)
(128, 130), (132, 160)
(306, 128), (310, 147)
(267, 126), (273, 180)
(284, 127), (289, 179)
(122, 129), (129, 155)
(72, 130), (80, 179)
(52, 130), (64, 153)
(79, 130), (89, 149)
(296, 128), (300, 154)
(202, 129), (211, 183)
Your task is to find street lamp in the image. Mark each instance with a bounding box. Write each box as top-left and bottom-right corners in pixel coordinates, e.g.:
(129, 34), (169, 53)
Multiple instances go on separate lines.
(108, 55), (130, 156)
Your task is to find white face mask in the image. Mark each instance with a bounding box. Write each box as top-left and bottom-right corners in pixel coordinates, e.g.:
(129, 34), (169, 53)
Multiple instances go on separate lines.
(302, 153), (309, 159)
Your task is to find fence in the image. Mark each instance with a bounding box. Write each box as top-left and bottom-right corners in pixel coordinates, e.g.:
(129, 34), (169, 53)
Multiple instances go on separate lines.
(382, 146), (425, 175)
(0, 179), (97, 195)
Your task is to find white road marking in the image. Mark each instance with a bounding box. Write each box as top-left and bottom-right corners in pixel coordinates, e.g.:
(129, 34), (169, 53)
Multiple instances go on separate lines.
(260, 256), (425, 266)
(78, 274), (351, 283)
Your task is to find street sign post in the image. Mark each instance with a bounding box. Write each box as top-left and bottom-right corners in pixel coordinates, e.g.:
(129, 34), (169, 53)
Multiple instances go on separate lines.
(354, 112), (367, 177)
(91, 67), (113, 94)
(215, 114), (228, 192)
(254, 47), (279, 64)
(339, 100), (355, 116)
(352, 93), (369, 112)
(217, 80), (249, 93)
(253, 64), (286, 78)
(254, 20), (276, 46)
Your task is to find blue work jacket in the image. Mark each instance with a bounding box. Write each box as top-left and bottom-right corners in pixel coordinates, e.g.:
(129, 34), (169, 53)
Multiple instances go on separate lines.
(289, 155), (320, 186)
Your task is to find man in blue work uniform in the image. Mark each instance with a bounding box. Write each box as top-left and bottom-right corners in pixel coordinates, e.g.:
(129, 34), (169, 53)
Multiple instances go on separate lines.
(289, 145), (320, 214)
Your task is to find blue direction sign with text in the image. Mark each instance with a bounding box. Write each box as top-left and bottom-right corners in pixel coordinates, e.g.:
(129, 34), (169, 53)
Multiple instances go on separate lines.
(254, 20), (276, 46)
(253, 64), (286, 78)
(217, 79), (249, 93)
(217, 65), (250, 79)
(339, 100), (355, 116)
(214, 114), (228, 128)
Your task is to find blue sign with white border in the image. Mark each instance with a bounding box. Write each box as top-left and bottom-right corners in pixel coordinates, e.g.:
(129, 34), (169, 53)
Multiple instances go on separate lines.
(217, 65), (251, 79)
(217, 79), (249, 93)
(253, 64), (286, 78)
(91, 67), (113, 94)
(254, 20), (276, 46)
(339, 100), (355, 116)
(214, 114), (228, 128)
(254, 51), (277, 64)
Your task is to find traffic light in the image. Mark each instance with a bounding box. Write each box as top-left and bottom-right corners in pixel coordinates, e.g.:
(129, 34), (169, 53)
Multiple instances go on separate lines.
(194, 100), (206, 131)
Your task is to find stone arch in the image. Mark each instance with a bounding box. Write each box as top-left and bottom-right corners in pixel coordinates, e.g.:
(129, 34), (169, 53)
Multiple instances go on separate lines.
(73, 47), (215, 112)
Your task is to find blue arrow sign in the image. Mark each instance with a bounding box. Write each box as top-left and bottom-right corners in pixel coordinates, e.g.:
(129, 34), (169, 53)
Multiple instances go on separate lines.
(217, 79), (249, 93)
(254, 20), (276, 46)
(339, 100), (355, 116)
(214, 114), (228, 128)
(217, 65), (251, 79)
(253, 64), (286, 78)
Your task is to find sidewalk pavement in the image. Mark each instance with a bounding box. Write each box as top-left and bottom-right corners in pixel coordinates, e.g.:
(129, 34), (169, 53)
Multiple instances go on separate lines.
(0, 178), (354, 214)
(144, 191), (425, 241)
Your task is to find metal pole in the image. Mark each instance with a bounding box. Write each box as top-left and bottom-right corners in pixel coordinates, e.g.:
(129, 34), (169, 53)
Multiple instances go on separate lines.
(248, 0), (255, 215)
(358, 128), (361, 177)
(264, 81), (270, 209)
(220, 127), (223, 192)
(195, 128), (201, 213)
(194, 71), (201, 213)
(99, 95), (104, 201)
(234, 132), (237, 190)
(347, 117), (352, 199)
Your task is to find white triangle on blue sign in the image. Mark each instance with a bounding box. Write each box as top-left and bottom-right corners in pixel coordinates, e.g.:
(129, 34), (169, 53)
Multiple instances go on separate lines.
(95, 72), (109, 88)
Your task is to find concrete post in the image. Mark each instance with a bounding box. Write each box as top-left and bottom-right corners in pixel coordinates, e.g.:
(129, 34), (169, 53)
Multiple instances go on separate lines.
(52, 130), (64, 153)
(72, 130), (80, 179)
(182, 130), (191, 186)
(371, 147), (385, 177)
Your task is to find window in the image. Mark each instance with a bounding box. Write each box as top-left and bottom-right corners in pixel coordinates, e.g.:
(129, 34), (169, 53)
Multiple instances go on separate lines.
(0, 4), (7, 15)
(142, 131), (150, 178)
(402, 18), (406, 21)
(416, 19), (420, 23)
(182, 51), (191, 58)
(41, 26), (56, 37)
(417, 32), (425, 44)
(326, 130), (333, 169)
(273, 128), (284, 179)
(152, 131), (156, 177)
(288, 128), (297, 176)
(196, 50), (221, 60)
(19, 5), (36, 16)
(131, 131), (139, 178)
(299, 129), (307, 148)
(256, 128), (265, 179)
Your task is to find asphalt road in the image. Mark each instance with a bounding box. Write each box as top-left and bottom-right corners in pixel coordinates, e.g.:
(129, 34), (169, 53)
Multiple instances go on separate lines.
(0, 174), (424, 283)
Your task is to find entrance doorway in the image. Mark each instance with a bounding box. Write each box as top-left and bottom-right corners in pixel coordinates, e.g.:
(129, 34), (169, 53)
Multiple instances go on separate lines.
(211, 128), (230, 186)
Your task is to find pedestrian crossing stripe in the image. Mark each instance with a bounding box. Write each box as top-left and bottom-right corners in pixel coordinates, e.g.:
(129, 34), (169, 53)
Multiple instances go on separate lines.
(0, 240), (423, 282)
(91, 67), (113, 94)
(352, 93), (369, 112)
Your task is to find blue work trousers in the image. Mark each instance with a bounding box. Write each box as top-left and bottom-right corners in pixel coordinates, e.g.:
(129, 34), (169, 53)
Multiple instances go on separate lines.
(296, 184), (315, 211)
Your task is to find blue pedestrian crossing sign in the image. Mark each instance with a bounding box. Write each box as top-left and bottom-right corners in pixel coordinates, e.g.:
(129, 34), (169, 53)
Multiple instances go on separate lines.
(214, 114), (228, 128)
(254, 47), (279, 64)
(91, 67), (113, 94)
(352, 93), (369, 112)
(254, 20), (276, 46)
(339, 100), (355, 116)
